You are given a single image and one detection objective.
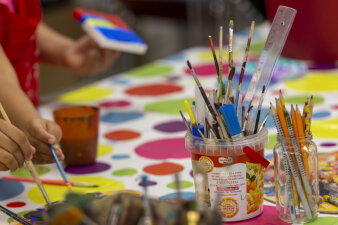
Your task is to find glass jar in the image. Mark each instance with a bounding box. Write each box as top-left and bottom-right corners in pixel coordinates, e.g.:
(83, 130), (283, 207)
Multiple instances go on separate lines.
(273, 135), (319, 224)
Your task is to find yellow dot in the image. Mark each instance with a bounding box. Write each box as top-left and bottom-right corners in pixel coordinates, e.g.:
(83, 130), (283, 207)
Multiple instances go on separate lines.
(28, 176), (124, 204)
(59, 85), (113, 103)
(312, 118), (338, 139)
(97, 144), (114, 157)
(284, 72), (338, 92)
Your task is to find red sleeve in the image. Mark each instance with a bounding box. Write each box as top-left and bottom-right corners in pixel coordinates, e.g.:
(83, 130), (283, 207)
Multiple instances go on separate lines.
(0, 4), (10, 44)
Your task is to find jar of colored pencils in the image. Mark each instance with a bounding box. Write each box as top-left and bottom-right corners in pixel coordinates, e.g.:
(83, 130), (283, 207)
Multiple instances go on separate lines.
(274, 135), (318, 224)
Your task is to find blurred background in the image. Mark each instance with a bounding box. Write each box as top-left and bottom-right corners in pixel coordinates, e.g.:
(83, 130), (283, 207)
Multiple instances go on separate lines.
(40, 0), (267, 103)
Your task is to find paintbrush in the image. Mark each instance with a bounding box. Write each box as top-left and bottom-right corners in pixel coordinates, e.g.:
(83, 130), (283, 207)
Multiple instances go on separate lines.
(179, 110), (193, 134)
(258, 107), (271, 132)
(254, 85), (266, 134)
(0, 205), (32, 225)
(183, 100), (206, 139)
(235, 21), (255, 114)
(187, 60), (228, 139)
(218, 26), (223, 101)
(224, 67), (235, 104)
(228, 20), (234, 69)
(187, 61), (218, 122)
(241, 105), (246, 129)
(140, 175), (153, 225)
(208, 36), (220, 77)
(48, 144), (72, 192)
(0, 103), (51, 205)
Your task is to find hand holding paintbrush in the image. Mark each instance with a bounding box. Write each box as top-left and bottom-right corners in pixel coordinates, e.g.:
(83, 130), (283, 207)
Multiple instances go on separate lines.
(0, 103), (51, 204)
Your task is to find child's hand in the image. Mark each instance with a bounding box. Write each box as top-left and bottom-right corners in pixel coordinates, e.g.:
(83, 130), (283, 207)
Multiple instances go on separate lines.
(0, 119), (35, 171)
(23, 118), (64, 164)
(63, 36), (120, 75)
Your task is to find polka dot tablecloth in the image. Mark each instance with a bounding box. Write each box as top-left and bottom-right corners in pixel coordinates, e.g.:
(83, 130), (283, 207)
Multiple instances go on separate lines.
(1, 24), (338, 224)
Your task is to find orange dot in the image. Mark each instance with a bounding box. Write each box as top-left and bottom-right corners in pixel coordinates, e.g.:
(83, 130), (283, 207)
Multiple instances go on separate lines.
(104, 130), (141, 141)
(143, 162), (184, 175)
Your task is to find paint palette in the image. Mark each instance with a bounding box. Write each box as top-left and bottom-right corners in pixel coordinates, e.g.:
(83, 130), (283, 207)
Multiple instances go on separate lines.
(73, 8), (148, 55)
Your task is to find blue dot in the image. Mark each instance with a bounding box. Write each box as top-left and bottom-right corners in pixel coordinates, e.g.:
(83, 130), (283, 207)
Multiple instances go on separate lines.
(111, 77), (130, 85)
(159, 192), (196, 201)
(101, 111), (144, 124)
(312, 111), (331, 119)
(0, 179), (25, 201)
(163, 53), (185, 61)
(112, 154), (130, 159)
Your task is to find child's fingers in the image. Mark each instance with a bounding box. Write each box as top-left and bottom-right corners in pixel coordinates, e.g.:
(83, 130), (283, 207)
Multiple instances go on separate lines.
(0, 131), (25, 166)
(0, 149), (19, 171)
(46, 121), (62, 143)
(0, 120), (33, 160)
(53, 146), (65, 161)
(29, 120), (56, 145)
(0, 162), (8, 171)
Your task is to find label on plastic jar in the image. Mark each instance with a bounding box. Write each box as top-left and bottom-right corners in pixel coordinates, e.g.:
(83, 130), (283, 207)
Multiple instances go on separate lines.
(191, 150), (264, 221)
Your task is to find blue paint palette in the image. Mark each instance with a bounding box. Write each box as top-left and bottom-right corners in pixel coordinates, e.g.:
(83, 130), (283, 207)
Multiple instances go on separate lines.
(73, 8), (148, 55)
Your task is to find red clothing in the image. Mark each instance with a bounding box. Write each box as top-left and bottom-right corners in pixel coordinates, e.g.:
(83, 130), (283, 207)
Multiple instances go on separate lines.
(0, 0), (42, 106)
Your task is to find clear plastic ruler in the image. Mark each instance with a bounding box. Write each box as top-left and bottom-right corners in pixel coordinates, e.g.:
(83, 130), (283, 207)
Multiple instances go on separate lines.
(241, 6), (297, 133)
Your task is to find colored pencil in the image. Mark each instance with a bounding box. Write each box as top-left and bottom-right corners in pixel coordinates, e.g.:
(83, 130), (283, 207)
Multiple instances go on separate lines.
(0, 103), (51, 205)
(2, 176), (98, 187)
(235, 21), (255, 114)
(283, 108), (317, 215)
(295, 105), (310, 180)
(0, 205), (32, 225)
(271, 104), (312, 220)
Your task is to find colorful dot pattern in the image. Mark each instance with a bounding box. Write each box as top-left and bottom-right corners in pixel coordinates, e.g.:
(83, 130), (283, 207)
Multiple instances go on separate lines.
(1, 24), (337, 223)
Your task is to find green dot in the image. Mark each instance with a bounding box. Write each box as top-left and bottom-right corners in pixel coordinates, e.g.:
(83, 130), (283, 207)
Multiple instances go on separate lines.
(145, 98), (194, 115)
(10, 165), (51, 178)
(285, 95), (324, 104)
(112, 168), (137, 177)
(249, 41), (265, 54)
(266, 134), (277, 150)
(305, 217), (338, 225)
(167, 181), (194, 189)
(8, 210), (31, 223)
(127, 63), (173, 78)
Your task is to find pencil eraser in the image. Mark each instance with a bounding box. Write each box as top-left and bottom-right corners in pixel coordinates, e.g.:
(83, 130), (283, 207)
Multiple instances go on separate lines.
(219, 104), (241, 137)
(192, 123), (204, 138)
(243, 146), (270, 168)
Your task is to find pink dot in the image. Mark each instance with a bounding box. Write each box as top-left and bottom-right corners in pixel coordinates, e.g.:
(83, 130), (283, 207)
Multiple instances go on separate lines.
(135, 138), (190, 160)
(184, 63), (229, 77)
(332, 105), (338, 110)
(125, 83), (182, 96)
(6, 201), (26, 208)
(99, 100), (131, 108)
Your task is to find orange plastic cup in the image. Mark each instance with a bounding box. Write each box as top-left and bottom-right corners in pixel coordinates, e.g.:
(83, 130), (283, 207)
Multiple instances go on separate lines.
(53, 106), (99, 166)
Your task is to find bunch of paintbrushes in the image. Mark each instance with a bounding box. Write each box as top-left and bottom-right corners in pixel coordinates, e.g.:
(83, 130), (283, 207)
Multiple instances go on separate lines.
(271, 92), (317, 222)
(181, 6), (296, 141)
(181, 20), (270, 141)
